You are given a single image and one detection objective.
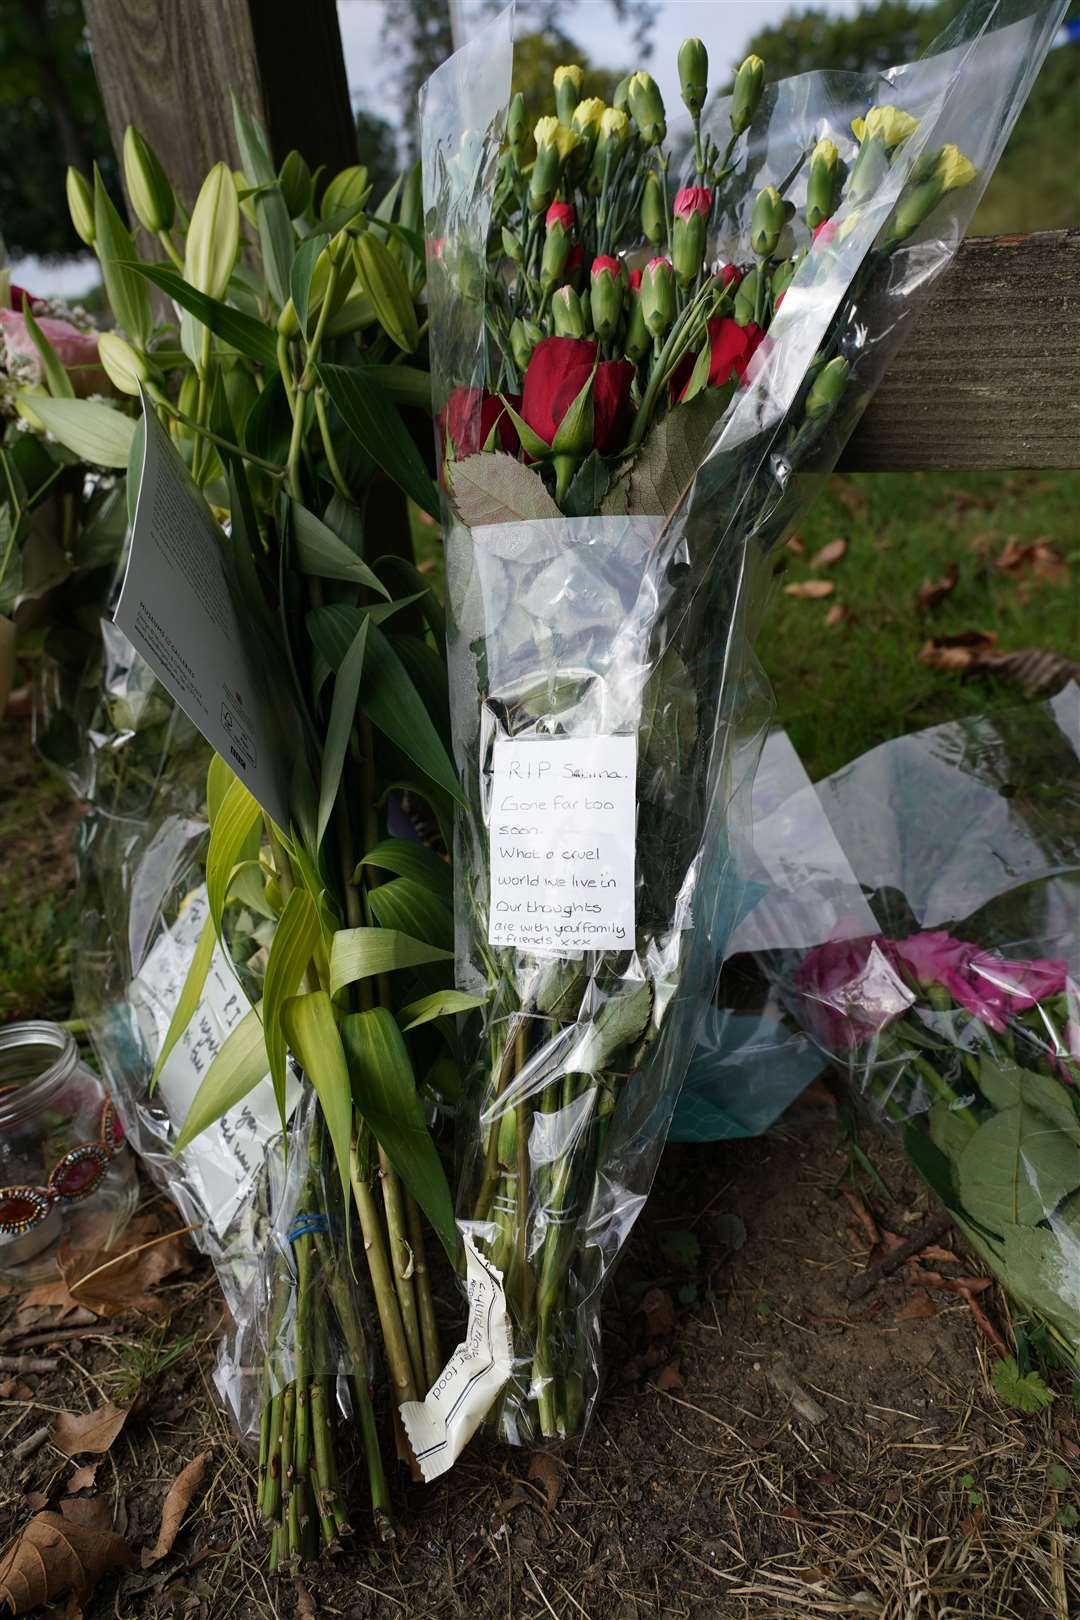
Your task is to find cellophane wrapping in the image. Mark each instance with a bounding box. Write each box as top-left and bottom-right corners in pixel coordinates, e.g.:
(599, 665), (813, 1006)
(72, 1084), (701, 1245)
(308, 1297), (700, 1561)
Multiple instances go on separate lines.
(420, 0), (1062, 1447)
(748, 687), (1080, 1365)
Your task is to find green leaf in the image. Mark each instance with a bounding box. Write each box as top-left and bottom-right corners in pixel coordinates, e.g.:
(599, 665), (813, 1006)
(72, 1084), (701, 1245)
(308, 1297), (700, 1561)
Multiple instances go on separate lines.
(398, 989), (487, 1031)
(353, 364), (431, 412)
(640, 648), (698, 789)
(561, 450), (609, 517)
(126, 415), (145, 530)
(93, 166), (152, 346)
(290, 499), (389, 595)
(318, 616), (369, 849)
(624, 385), (733, 516)
(564, 981), (654, 1073)
(262, 887), (320, 1127)
(448, 452), (560, 527)
(206, 774), (263, 939)
(330, 927), (453, 998)
(207, 754), (235, 828)
(956, 1105), (1080, 1232)
(534, 958), (586, 1022)
(174, 1004), (269, 1152)
(129, 262), (279, 370)
(657, 1228), (701, 1269)
(356, 838), (451, 902)
(550, 367), (594, 456)
(316, 362), (440, 520)
(306, 599), (424, 673)
(289, 231), (328, 337)
(244, 374), (292, 465)
(20, 397), (135, 469)
(977, 1055), (1080, 1146)
(340, 1008), (458, 1260)
(991, 1355), (1056, 1414)
(372, 555), (445, 653)
(21, 304), (75, 399)
(149, 913), (215, 1091)
(366, 877), (453, 950)
(281, 991), (354, 1224)
(360, 622), (464, 805)
(232, 97), (294, 309)
(928, 1099), (978, 1164)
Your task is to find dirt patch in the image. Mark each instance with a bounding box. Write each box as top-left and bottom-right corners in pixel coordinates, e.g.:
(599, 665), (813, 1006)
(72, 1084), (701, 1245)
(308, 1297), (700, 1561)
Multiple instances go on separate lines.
(2, 1114), (1076, 1619)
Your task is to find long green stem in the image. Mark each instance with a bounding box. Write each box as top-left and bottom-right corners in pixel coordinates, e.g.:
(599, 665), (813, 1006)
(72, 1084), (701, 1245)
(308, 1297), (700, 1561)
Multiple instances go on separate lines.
(350, 1132), (419, 1405)
(406, 1193), (441, 1388)
(155, 400), (286, 475)
(378, 1148), (426, 1394)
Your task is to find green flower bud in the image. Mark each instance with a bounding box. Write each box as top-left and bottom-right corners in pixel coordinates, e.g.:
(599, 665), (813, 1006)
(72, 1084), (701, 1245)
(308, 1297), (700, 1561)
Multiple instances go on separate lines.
(806, 137), (840, 231)
(640, 170), (665, 245)
(552, 284), (586, 339)
(66, 168), (95, 248)
(321, 164), (369, 227)
(734, 265), (760, 326)
(588, 107), (631, 196)
(502, 225), (524, 264)
(677, 38), (709, 117)
(123, 126), (175, 233)
(530, 118), (579, 214)
(541, 201), (575, 290)
(184, 162), (240, 302)
(278, 149), (313, 218)
(354, 228), (419, 352)
(730, 55), (764, 137)
(98, 331), (152, 396)
(805, 355), (849, 419)
(625, 284), (650, 362)
(640, 256), (675, 338)
(847, 133), (889, 205)
(771, 254), (800, 307)
(750, 185), (787, 259)
(627, 71), (666, 146)
(507, 91), (529, 154)
(885, 145), (976, 247)
(590, 255), (624, 342)
(554, 64), (585, 126)
(510, 316), (543, 372)
(671, 187), (711, 287)
(613, 75), (632, 113)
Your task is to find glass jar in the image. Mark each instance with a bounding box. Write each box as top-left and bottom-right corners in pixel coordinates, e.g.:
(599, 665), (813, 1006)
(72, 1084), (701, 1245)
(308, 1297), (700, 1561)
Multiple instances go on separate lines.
(0, 1021), (138, 1281)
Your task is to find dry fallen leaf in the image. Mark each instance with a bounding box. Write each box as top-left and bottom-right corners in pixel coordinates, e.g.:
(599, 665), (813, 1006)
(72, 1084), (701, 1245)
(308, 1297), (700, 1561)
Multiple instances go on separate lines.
(527, 1451), (565, 1512)
(917, 562), (959, 611)
(66, 1464), (100, 1494)
(784, 579), (835, 599)
(831, 479), (868, 517)
(0, 1378), (33, 1400)
(824, 602), (851, 628)
(810, 537), (847, 569)
(640, 1287), (676, 1338)
(51, 1403), (128, 1459)
(975, 646), (1080, 696)
(0, 1500), (131, 1612)
(994, 535), (1066, 584)
(918, 629), (997, 672)
(785, 534), (805, 554)
(141, 1452), (208, 1568)
(59, 1216), (192, 1321)
(295, 1579), (317, 1616)
(895, 1291), (936, 1323)
(654, 1361), (684, 1392)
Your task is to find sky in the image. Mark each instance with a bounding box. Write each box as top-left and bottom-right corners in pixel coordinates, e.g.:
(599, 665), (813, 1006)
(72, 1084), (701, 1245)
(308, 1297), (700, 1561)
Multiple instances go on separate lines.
(337, 0), (871, 121)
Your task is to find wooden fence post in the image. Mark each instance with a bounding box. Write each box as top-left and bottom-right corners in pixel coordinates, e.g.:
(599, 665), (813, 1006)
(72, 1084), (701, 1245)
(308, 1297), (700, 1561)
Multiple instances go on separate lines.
(83, 0), (357, 212)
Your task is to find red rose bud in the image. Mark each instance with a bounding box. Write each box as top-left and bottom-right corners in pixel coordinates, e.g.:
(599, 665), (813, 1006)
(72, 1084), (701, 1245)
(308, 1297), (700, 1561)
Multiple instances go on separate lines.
(590, 254), (624, 342)
(670, 317), (764, 402)
(640, 256), (675, 337)
(717, 262), (742, 288)
(437, 386), (519, 476)
(625, 283), (650, 362)
(521, 335), (634, 456)
(812, 218), (838, 247)
(541, 201), (576, 290)
(553, 284), (586, 339)
(672, 185), (712, 286)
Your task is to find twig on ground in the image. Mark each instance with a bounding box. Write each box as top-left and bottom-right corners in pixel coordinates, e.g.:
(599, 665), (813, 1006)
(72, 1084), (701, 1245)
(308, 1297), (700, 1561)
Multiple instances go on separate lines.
(847, 1214), (952, 1299)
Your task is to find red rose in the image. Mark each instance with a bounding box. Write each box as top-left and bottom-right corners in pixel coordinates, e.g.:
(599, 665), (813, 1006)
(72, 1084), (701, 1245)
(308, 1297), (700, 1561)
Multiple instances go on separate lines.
(628, 267), (643, 290)
(8, 285), (38, 312)
(669, 317), (764, 402)
(717, 263), (742, 288)
(437, 386), (519, 478)
(546, 200), (576, 234)
(521, 336), (634, 456)
(673, 186), (712, 220)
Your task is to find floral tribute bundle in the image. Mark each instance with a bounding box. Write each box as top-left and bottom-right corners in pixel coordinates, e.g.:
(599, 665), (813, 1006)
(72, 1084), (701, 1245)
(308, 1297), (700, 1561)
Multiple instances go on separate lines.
(419, 0), (1065, 1447)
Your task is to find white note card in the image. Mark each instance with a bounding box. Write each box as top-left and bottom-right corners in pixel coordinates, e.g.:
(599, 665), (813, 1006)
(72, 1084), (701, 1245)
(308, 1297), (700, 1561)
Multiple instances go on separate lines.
(114, 394), (290, 827)
(487, 734), (636, 954)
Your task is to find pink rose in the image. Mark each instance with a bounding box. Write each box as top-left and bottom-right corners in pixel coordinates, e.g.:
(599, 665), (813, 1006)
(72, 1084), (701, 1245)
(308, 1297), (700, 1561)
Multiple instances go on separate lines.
(795, 934), (914, 1049)
(0, 308), (105, 397)
(891, 930), (1069, 1032)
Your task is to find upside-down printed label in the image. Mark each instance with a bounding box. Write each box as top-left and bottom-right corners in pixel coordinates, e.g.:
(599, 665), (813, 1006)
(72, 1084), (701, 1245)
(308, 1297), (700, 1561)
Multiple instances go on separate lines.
(399, 1231), (513, 1481)
(487, 734), (636, 954)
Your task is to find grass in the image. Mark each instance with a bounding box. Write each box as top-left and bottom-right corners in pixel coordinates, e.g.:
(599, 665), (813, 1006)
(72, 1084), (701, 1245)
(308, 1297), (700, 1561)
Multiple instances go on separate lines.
(759, 467), (1080, 782)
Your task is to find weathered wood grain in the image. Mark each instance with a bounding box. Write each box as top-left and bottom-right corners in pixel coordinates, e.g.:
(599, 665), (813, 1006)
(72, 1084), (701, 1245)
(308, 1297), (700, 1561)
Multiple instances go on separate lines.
(842, 230), (1079, 471)
(84, 0), (356, 213)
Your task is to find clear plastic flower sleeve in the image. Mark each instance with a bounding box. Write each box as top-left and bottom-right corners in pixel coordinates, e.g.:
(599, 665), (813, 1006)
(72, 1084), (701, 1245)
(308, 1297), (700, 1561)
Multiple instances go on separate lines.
(420, 0), (1066, 1446)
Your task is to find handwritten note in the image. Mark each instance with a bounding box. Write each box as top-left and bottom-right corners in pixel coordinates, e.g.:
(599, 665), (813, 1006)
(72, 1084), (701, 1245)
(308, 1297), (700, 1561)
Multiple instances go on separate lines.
(129, 886), (298, 1239)
(487, 735), (636, 954)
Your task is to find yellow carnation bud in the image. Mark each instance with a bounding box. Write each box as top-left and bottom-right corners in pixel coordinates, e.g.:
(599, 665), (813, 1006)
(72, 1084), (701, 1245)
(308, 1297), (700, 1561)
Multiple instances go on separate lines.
(862, 105), (919, 150)
(554, 64), (584, 124)
(534, 115), (561, 149)
(936, 143), (977, 193)
(599, 107), (630, 144)
(572, 97), (606, 136)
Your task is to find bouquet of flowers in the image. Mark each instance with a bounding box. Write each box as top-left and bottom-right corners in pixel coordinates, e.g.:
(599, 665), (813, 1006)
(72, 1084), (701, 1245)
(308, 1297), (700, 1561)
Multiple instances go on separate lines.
(419, 0), (1065, 1448)
(40, 112), (464, 1570)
